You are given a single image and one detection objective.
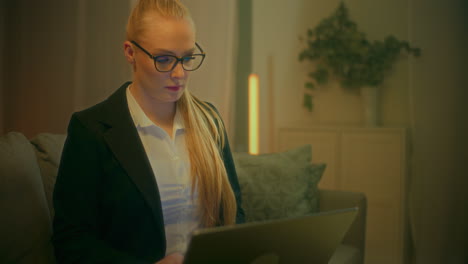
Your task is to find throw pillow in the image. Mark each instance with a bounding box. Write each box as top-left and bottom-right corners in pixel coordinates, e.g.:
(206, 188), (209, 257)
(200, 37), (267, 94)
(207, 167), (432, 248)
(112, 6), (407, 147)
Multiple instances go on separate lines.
(233, 145), (326, 223)
(30, 133), (67, 219)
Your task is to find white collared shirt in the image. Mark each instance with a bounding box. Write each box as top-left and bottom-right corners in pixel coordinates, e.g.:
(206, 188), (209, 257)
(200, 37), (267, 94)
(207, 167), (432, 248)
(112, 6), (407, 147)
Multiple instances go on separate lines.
(126, 87), (200, 255)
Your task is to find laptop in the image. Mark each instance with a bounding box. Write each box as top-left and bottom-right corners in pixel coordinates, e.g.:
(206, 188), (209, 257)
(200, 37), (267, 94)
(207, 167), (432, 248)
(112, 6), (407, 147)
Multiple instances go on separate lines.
(183, 207), (358, 264)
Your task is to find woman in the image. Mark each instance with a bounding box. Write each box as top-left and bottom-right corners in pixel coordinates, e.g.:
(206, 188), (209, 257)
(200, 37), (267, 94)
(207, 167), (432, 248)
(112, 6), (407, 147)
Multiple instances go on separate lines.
(52, 0), (245, 263)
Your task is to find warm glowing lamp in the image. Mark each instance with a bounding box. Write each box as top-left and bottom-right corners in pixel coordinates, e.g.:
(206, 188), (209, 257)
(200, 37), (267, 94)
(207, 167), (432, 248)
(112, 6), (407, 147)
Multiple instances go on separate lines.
(248, 74), (259, 155)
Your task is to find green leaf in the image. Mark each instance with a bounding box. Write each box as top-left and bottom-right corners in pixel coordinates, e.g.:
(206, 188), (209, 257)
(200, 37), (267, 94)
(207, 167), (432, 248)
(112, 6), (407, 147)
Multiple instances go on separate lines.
(305, 82), (315, 90)
(297, 1), (421, 91)
(303, 94), (313, 112)
(413, 48), (422, 57)
(314, 67), (329, 84)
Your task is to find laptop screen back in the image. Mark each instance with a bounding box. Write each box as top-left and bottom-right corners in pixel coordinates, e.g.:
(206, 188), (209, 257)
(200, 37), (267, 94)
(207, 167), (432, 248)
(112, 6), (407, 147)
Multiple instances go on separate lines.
(184, 207), (358, 264)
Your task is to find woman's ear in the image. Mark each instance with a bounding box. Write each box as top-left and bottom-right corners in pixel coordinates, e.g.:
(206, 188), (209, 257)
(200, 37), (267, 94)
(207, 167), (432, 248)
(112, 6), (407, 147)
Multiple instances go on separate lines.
(123, 41), (135, 64)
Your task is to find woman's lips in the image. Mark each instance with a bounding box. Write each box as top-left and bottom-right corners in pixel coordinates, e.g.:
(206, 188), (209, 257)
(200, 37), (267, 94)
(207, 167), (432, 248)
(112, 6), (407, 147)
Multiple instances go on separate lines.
(165, 86), (182, 91)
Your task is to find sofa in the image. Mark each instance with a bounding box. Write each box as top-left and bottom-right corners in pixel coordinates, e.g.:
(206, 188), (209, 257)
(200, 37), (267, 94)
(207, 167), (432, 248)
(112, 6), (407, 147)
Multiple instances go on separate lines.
(0, 132), (366, 264)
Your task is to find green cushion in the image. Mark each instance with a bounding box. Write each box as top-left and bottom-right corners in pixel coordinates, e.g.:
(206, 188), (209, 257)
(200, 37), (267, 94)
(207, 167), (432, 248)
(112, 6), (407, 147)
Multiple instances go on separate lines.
(233, 145), (325, 222)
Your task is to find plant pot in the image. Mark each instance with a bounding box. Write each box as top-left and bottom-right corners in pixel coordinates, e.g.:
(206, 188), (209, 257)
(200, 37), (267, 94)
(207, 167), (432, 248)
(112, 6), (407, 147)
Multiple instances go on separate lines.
(361, 86), (380, 127)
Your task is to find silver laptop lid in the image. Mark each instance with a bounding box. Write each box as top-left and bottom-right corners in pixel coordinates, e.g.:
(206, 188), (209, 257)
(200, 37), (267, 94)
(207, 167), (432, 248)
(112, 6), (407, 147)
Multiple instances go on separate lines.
(184, 207), (358, 264)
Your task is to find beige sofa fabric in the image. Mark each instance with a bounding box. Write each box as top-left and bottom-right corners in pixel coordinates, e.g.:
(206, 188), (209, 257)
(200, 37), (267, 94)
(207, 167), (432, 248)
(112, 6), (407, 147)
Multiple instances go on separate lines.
(319, 189), (367, 264)
(329, 244), (361, 264)
(0, 132), (55, 264)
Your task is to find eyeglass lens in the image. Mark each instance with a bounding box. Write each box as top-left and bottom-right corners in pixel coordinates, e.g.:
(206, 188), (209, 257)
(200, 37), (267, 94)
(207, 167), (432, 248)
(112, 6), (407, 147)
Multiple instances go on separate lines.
(155, 55), (204, 72)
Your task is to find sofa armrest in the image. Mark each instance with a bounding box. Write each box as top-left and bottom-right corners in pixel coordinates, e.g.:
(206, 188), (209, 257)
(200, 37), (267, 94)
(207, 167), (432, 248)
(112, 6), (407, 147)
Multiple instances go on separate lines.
(318, 189), (367, 260)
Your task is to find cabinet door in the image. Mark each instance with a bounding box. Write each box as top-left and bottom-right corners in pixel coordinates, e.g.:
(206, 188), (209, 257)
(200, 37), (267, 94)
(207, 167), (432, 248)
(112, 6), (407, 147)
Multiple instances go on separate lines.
(277, 127), (408, 264)
(340, 130), (407, 264)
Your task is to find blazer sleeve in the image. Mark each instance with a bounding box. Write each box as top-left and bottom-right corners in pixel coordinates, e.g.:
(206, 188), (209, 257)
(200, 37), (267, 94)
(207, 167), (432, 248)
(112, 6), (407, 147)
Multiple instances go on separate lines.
(221, 129), (246, 224)
(52, 114), (151, 264)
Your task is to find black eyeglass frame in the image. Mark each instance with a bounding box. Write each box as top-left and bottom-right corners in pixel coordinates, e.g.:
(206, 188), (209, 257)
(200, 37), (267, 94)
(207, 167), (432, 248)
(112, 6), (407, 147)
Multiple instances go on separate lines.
(130, 40), (206, 72)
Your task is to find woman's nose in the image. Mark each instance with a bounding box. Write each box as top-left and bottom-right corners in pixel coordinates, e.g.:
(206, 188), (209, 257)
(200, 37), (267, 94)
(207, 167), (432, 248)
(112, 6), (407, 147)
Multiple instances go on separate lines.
(170, 62), (185, 79)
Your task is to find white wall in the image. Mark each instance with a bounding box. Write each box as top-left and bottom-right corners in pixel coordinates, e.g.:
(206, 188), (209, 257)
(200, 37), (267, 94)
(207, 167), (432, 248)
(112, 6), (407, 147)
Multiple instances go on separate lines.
(252, 0), (411, 153)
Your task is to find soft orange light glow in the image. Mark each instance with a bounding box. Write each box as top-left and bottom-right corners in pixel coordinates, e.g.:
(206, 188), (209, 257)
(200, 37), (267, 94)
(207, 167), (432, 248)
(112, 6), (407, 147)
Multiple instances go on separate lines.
(248, 74), (259, 155)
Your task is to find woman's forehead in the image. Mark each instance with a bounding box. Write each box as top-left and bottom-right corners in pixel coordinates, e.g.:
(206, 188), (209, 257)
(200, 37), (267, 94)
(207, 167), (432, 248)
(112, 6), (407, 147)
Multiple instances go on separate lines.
(141, 14), (195, 38)
(139, 15), (196, 51)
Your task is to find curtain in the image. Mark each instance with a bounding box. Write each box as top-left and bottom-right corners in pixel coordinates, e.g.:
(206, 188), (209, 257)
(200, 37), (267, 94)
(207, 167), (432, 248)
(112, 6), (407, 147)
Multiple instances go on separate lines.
(183, 0), (238, 137)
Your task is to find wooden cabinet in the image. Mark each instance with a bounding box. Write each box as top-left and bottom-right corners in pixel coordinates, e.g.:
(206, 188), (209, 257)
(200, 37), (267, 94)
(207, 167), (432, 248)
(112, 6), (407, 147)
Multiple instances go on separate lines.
(277, 127), (409, 264)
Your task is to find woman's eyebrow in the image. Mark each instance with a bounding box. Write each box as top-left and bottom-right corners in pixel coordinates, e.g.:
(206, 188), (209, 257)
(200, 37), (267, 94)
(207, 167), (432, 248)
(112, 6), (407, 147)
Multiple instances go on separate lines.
(152, 47), (196, 55)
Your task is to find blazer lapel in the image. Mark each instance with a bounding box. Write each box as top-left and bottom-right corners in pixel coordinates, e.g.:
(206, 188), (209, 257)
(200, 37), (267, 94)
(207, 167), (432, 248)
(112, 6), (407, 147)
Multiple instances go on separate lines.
(99, 82), (165, 228)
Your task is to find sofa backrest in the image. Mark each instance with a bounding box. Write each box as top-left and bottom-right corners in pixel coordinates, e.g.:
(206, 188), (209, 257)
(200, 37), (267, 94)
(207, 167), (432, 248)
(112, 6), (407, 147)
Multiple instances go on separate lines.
(0, 132), (56, 264)
(30, 133), (67, 220)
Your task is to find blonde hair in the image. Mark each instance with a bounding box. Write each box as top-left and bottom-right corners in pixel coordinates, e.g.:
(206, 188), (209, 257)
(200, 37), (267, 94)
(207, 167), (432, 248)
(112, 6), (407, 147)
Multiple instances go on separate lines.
(127, 0), (191, 41)
(126, 0), (237, 227)
(179, 92), (237, 227)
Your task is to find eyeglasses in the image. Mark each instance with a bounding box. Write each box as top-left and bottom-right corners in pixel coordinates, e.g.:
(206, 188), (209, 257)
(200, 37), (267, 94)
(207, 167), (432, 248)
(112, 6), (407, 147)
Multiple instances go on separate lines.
(131, 40), (206, 72)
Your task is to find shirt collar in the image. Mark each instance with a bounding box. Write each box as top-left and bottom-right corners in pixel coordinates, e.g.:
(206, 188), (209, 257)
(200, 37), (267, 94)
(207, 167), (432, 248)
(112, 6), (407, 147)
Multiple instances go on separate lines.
(173, 107), (185, 132)
(126, 85), (185, 132)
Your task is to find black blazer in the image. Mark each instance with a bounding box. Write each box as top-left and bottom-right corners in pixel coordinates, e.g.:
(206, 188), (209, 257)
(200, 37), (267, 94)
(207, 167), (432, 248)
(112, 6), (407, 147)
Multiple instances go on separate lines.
(52, 82), (245, 264)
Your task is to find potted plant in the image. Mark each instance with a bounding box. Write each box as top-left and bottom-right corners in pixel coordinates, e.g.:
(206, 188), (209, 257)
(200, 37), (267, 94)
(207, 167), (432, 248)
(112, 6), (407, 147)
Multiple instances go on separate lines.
(298, 2), (420, 124)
